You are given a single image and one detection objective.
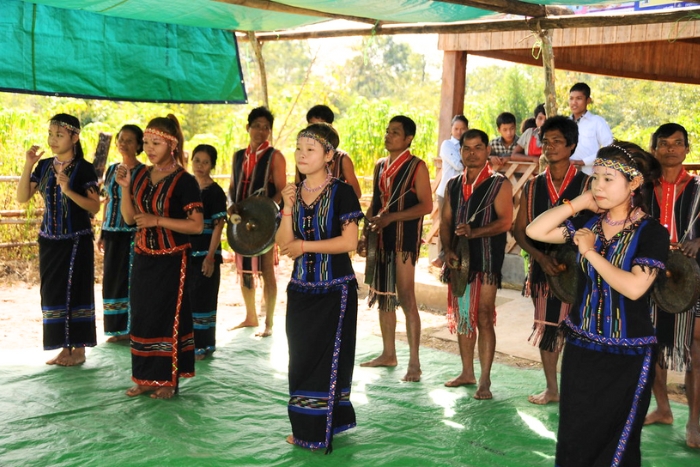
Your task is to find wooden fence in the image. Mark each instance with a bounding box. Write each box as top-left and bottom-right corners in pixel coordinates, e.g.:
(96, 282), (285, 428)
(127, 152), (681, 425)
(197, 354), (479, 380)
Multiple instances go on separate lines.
(3, 164), (700, 251)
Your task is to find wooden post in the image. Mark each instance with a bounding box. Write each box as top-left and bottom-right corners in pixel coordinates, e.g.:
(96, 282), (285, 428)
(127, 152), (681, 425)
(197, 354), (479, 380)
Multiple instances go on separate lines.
(438, 51), (467, 152)
(538, 27), (558, 117)
(247, 31), (269, 108)
(92, 132), (112, 180)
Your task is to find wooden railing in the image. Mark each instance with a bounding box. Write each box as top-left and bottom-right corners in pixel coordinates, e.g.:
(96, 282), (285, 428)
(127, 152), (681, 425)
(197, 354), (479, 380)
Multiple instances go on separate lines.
(3, 163), (700, 250)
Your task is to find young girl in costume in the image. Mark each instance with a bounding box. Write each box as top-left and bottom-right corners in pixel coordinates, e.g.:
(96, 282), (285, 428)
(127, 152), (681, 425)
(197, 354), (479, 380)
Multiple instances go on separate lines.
(277, 123), (363, 452)
(17, 114), (100, 366)
(117, 114), (203, 399)
(527, 142), (668, 466)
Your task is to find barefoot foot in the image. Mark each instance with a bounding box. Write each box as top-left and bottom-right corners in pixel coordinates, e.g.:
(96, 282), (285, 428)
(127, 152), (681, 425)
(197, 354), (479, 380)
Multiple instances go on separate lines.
(644, 409), (674, 426)
(106, 335), (130, 343)
(255, 327), (273, 338)
(444, 375), (477, 388)
(46, 348), (70, 365)
(56, 349), (86, 367)
(228, 320), (258, 331)
(360, 355), (398, 368)
(195, 353), (206, 361)
(686, 424), (700, 449)
(151, 387), (176, 399)
(474, 383), (493, 400)
(402, 365), (422, 382)
(285, 434), (295, 445)
(528, 389), (559, 405)
(126, 385), (153, 397)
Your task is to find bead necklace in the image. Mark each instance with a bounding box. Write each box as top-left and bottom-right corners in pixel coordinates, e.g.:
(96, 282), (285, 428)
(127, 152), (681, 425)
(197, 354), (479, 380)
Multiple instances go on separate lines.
(155, 158), (177, 172)
(53, 156), (74, 168)
(302, 171), (331, 193)
(604, 209), (640, 227)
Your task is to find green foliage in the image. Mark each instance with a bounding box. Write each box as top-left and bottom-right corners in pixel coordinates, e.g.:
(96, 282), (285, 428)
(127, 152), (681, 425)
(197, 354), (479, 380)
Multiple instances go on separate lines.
(3, 36), (700, 258)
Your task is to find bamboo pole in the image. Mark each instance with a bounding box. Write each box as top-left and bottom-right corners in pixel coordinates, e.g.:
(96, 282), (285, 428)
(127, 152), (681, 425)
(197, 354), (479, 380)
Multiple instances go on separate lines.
(538, 26), (558, 118)
(247, 31), (269, 108)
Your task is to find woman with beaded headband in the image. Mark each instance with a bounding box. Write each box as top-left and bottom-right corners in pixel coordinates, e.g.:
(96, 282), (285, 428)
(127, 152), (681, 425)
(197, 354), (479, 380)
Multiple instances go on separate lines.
(17, 113), (100, 366)
(277, 123), (363, 452)
(98, 124), (144, 342)
(527, 142), (668, 466)
(228, 106), (286, 337)
(116, 114), (203, 399)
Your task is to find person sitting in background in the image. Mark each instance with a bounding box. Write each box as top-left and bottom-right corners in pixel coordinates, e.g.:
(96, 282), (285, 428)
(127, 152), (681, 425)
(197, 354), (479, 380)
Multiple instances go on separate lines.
(489, 112), (518, 170)
(511, 103), (546, 165)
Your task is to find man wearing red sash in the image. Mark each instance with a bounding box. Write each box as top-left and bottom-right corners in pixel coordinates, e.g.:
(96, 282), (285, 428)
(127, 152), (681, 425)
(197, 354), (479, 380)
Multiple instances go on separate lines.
(645, 123), (700, 449)
(228, 107), (286, 337)
(360, 116), (433, 382)
(514, 116), (589, 405)
(440, 129), (513, 399)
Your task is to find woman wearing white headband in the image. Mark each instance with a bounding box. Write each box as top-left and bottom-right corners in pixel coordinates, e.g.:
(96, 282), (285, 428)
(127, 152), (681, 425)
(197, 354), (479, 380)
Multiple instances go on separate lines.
(527, 142), (669, 466)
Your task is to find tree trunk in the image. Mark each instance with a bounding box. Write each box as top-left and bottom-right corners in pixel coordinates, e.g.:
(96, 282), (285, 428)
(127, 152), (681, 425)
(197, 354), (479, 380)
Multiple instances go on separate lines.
(247, 31), (269, 108)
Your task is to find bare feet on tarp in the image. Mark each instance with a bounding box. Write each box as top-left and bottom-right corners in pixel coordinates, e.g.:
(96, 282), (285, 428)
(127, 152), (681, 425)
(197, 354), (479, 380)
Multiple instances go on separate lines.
(285, 434), (317, 451)
(360, 355), (398, 368)
(229, 320), (258, 331)
(46, 347), (86, 366)
(195, 353), (207, 361)
(528, 389), (559, 405)
(255, 327), (273, 338)
(444, 373), (476, 388)
(474, 382), (492, 400)
(644, 409), (673, 426)
(402, 364), (422, 382)
(106, 335), (129, 343)
(687, 424), (700, 449)
(151, 387), (176, 399)
(126, 385), (153, 397)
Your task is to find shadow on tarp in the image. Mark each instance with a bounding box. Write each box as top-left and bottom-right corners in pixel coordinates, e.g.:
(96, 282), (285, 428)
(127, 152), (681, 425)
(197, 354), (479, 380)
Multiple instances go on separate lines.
(0, 330), (695, 467)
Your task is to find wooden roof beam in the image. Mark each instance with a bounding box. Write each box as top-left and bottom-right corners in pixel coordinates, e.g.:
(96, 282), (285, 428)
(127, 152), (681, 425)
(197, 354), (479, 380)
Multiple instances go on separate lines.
(215, 0), (386, 25)
(433, 0), (545, 18)
(239, 7), (700, 41)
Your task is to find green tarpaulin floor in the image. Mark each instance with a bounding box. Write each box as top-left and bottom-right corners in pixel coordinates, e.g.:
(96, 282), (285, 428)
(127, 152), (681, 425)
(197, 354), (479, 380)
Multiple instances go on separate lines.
(0, 329), (696, 467)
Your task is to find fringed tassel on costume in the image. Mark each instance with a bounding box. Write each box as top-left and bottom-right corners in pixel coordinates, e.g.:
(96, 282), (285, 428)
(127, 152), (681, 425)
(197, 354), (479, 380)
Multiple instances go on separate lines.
(368, 250), (401, 313)
(447, 279), (481, 338)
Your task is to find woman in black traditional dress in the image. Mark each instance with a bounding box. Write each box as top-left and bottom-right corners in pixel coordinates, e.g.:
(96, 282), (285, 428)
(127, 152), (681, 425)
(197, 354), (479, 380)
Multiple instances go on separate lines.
(277, 123), (363, 453)
(116, 114), (203, 399)
(17, 113), (100, 366)
(189, 144), (226, 360)
(527, 142), (668, 466)
(98, 124), (143, 342)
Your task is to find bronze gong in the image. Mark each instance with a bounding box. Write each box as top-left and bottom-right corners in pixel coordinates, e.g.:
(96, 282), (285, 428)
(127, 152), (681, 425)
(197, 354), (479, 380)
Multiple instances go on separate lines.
(546, 244), (581, 305)
(449, 236), (471, 298)
(652, 249), (700, 314)
(226, 196), (279, 257)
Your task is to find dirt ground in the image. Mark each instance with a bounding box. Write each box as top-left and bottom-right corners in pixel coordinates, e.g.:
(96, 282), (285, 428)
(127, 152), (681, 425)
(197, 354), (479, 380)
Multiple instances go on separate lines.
(0, 255), (685, 404)
(0, 254), (528, 371)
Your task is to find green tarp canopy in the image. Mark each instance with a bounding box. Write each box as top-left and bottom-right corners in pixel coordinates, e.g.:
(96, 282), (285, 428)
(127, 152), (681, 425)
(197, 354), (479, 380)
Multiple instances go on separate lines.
(0, 1), (657, 103)
(1, 0), (247, 103)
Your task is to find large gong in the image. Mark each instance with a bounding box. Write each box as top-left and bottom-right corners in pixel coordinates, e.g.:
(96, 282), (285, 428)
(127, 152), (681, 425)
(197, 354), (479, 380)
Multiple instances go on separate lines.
(226, 196), (279, 257)
(652, 249), (700, 314)
(546, 244), (581, 305)
(449, 236), (470, 297)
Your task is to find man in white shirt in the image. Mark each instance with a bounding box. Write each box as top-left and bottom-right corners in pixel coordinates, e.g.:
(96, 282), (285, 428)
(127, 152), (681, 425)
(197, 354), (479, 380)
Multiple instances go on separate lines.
(568, 82), (613, 175)
(434, 115), (468, 267)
